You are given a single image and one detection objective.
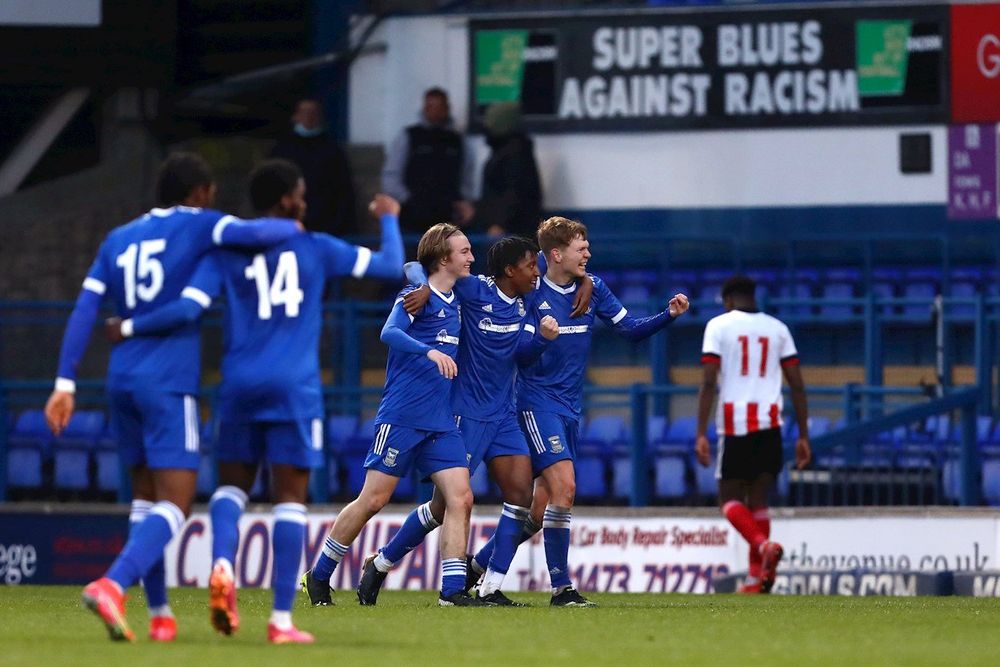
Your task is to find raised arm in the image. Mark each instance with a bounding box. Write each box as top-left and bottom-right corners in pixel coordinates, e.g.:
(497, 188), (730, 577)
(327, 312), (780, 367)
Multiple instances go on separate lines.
(355, 195), (404, 279)
(613, 293), (689, 342)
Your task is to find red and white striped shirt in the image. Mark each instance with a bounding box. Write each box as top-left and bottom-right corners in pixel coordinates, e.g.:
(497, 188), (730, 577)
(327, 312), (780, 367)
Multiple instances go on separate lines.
(701, 309), (799, 437)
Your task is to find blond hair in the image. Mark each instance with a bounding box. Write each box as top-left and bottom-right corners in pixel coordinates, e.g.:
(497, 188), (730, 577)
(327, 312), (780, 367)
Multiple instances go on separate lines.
(417, 222), (463, 275)
(537, 216), (588, 254)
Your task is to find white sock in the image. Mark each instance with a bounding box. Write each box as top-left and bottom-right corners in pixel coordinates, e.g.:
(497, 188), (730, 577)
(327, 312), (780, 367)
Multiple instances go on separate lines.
(479, 568), (506, 596)
(148, 604), (174, 619)
(213, 557), (234, 579)
(373, 552), (394, 573)
(269, 610), (293, 630)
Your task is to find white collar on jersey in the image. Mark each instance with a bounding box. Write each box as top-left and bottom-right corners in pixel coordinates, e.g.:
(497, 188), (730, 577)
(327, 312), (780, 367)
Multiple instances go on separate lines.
(543, 275), (577, 294)
(149, 207), (177, 217)
(429, 284), (455, 304)
(495, 284), (517, 304)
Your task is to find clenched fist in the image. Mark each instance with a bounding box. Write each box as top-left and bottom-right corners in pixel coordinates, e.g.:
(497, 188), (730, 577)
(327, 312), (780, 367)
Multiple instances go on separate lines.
(540, 315), (559, 341)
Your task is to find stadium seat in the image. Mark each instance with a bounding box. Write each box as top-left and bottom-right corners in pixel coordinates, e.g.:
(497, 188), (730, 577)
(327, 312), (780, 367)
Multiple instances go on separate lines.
(619, 285), (653, 316)
(872, 281), (897, 316)
(580, 415), (627, 457)
(693, 458), (717, 498)
(949, 281), (978, 319)
(653, 455), (687, 500)
(7, 445), (44, 489)
(819, 282), (854, 320)
(776, 284), (812, 317)
(900, 283), (936, 321)
(982, 459), (1000, 505)
(647, 415), (668, 445)
(665, 416), (697, 444)
(787, 416), (831, 440)
(575, 456), (607, 500)
(326, 457), (341, 497)
(8, 409), (53, 455)
(53, 441), (92, 491)
(325, 415), (358, 455)
(94, 436), (120, 493)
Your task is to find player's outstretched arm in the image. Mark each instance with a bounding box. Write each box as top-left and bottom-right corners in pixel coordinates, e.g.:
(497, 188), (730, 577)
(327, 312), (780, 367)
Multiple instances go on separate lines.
(213, 215), (301, 248)
(783, 363), (812, 469)
(354, 194), (404, 279)
(47, 285), (104, 435)
(613, 293), (689, 342)
(695, 360), (719, 468)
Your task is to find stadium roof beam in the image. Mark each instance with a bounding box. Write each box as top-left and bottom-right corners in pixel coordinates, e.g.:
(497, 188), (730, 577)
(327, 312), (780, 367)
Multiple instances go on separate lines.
(0, 87), (89, 196)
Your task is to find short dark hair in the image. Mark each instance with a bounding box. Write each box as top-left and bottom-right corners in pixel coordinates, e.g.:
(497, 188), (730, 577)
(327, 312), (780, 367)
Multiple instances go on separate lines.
(487, 236), (538, 279)
(424, 87), (448, 101)
(721, 275), (757, 300)
(156, 152), (213, 206)
(249, 159), (302, 213)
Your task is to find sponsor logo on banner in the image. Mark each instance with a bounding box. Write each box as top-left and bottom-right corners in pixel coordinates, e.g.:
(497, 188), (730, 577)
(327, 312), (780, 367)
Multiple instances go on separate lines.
(952, 3), (1000, 122)
(948, 124), (999, 220)
(469, 4), (947, 132)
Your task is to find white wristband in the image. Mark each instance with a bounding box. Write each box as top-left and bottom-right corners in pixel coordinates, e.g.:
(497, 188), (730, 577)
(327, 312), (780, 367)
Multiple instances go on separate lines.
(55, 377), (76, 394)
(120, 318), (135, 338)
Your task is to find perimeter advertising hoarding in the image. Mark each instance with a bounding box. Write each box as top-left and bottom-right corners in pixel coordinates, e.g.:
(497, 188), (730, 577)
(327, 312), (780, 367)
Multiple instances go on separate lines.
(469, 4), (948, 132)
(3, 512), (997, 591)
(951, 3), (1000, 123)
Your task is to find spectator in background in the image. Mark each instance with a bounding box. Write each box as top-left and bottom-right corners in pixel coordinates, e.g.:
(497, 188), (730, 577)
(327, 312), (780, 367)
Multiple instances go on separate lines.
(381, 87), (476, 234)
(271, 98), (357, 235)
(472, 102), (542, 238)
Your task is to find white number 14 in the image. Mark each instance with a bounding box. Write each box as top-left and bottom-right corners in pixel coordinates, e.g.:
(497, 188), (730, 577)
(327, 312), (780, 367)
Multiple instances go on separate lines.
(245, 251), (303, 319)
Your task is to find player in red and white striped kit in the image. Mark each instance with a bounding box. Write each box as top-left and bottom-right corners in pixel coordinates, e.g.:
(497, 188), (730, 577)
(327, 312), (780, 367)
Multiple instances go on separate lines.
(695, 275), (811, 594)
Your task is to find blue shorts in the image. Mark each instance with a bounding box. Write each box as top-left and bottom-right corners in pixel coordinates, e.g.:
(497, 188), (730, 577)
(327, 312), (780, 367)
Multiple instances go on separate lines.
(216, 418), (324, 469)
(108, 389), (200, 470)
(518, 410), (579, 477)
(363, 423), (467, 480)
(458, 412), (530, 474)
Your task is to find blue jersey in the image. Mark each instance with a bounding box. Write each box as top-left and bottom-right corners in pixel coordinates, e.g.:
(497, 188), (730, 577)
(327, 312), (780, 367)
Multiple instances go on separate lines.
(451, 275), (534, 420)
(186, 232), (367, 421)
(81, 206), (287, 393)
(376, 286), (461, 432)
(516, 275), (628, 418)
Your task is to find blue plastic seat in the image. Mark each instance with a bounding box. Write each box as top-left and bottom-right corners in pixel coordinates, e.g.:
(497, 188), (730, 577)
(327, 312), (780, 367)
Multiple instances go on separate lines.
(820, 283), (854, 320)
(647, 415), (668, 445)
(653, 455), (687, 500)
(53, 442), (91, 491)
(94, 437), (121, 493)
(900, 283), (936, 321)
(7, 447), (44, 489)
(776, 284), (812, 317)
(575, 456), (607, 500)
(8, 409), (53, 455)
(872, 282), (897, 316)
(665, 416), (697, 444)
(949, 281), (978, 319)
(982, 459), (1000, 505)
(619, 285), (653, 316)
(325, 415), (358, 455)
(694, 458), (717, 497)
(580, 415), (627, 457)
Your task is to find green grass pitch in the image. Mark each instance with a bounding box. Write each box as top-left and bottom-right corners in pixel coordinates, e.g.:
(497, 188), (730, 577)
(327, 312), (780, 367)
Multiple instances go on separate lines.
(3, 586), (999, 666)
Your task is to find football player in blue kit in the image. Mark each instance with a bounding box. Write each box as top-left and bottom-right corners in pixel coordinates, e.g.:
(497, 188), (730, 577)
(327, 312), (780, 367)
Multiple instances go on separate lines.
(111, 159), (404, 642)
(44, 153), (303, 642)
(496, 215), (689, 606)
(304, 223), (484, 606)
(344, 235), (590, 607)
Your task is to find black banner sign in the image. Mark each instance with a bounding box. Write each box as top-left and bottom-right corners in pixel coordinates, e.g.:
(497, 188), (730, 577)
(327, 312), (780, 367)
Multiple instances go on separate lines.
(469, 4), (949, 132)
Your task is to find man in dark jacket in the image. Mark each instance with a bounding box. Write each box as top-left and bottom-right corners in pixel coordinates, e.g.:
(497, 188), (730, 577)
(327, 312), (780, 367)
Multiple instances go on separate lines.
(271, 99), (358, 235)
(473, 102), (542, 238)
(381, 88), (476, 234)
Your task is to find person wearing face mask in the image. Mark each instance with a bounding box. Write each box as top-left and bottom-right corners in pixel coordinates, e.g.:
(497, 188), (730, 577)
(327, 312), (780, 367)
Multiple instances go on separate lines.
(381, 87), (477, 235)
(271, 98), (358, 236)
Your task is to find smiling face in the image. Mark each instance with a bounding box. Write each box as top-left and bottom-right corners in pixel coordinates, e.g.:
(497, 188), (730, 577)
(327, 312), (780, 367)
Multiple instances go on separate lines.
(507, 250), (540, 296)
(442, 232), (474, 279)
(554, 235), (591, 280)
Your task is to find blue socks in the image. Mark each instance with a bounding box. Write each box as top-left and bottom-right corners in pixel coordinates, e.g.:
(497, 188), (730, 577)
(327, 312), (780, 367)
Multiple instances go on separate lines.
(272, 503), (307, 612)
(440, 557), (467, 597)
(313, 536), (348, 583)
(379, 502), (441, 566)
(107, 501), (185, 591)
(130, 500), (170, 615)
(209, 485), (248, 570)
(477, 503), (529, 596)
(473, 513), (541, 574)
(543, 505), (572, 591)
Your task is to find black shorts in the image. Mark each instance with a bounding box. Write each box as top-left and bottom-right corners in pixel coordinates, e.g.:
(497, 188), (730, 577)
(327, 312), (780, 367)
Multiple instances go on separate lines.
(718, 428), (783, 481)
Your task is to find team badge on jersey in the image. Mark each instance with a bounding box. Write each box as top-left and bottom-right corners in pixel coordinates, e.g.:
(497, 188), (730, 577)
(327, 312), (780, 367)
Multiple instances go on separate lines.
(384, 447), (399, 467)
(548, 435), (564, 453)
(517, 299), (525, 317)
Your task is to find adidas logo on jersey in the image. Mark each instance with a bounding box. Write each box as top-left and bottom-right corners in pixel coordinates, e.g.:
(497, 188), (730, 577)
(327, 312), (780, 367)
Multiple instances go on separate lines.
(539, 301), (552, 310)
(437, 309), (446, 318)
(483, 303), (492, 312)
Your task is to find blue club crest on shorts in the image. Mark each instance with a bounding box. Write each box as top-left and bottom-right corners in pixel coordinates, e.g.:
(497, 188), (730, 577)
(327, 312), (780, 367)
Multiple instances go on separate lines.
(548, 435), (564, 453)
